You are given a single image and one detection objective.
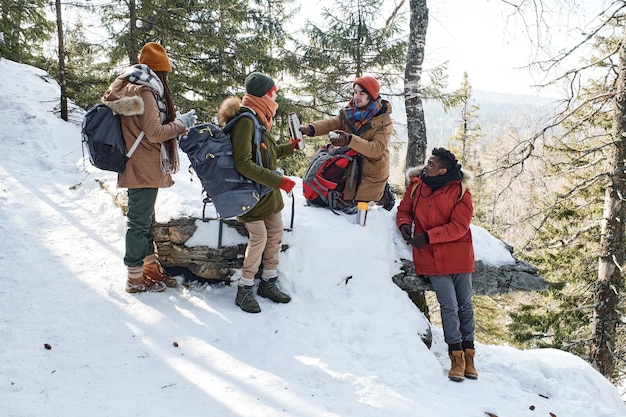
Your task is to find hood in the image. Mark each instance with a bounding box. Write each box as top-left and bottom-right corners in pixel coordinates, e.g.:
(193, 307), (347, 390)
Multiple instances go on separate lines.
(217, 96), (243, 126)
(381, 99), (393, 116)
(406, 165), (473, 184)
(101, 77), (145, 116)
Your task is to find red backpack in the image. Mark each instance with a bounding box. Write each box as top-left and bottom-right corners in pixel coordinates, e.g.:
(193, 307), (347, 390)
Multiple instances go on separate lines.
(302, 144), (362, 212)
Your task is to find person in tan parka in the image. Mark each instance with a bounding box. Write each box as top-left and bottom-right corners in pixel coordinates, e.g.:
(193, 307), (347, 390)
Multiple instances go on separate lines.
(102, 42), (197, 293)
(299, 75), (393, 206)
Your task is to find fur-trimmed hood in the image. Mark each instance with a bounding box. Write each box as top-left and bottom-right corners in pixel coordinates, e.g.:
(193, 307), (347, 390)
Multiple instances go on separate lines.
(406, 165), (473, 184)
(218, 96), (245, 126)
(101, 77), (146, 117)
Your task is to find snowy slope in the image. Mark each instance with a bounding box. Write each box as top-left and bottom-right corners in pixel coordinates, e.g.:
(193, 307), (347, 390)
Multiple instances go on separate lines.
(1, 58), (624, 417)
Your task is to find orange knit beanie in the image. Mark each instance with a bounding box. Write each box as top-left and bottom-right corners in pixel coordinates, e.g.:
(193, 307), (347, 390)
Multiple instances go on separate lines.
(353, 75), (380, 100)
(139, 42), (172, 72)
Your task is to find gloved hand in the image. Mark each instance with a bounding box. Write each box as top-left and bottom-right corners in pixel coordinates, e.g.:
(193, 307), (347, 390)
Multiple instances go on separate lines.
(410, 233), (429, 249)
(177, 109), (197, 129)
(329, 130), (352, 147)
(299, 125), (313, 136)
(289, 138), (301, 150)
(399, 224), (412, 243)
(279, 176), (296, 193)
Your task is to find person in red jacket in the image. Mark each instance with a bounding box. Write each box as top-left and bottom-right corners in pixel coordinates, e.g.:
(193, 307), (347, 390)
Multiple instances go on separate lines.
(396, 147), (477, 382)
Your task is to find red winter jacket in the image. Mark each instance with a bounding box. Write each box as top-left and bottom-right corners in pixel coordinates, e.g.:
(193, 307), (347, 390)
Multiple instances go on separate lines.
(396, 167), (474, 276)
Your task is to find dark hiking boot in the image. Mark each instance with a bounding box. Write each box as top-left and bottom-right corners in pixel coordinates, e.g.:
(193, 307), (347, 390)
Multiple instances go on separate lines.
(448, 350), (466, 382)
(377, 182), (396, 211)
(236, 285), (261, 313)
(464, 348), (478, 379)
(257, 277), (291, 303)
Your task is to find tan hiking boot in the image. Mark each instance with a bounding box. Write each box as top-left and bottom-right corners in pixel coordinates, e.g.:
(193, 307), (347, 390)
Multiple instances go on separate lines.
(125, 275), (167, 293)
(464, 348), (478, 379)
(144, 262), (177, 287)
(448, 350), (465, 382)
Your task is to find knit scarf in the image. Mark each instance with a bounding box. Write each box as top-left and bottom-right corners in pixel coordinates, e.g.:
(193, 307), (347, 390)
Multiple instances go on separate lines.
(121, 64), (177, 173)
(342, 97), (383, 134)
(420, 164), (464, 192)
(122, 64), (166, 123)
(241, 93), (279, 131)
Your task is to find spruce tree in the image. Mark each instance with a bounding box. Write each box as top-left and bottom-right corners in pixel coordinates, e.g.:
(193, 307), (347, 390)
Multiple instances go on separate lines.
(0, 0), (54, 66)
(295, 0), (407, 113)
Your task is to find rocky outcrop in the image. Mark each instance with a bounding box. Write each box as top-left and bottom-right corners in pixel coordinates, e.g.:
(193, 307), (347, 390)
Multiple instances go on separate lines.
(392, 258), (549, 296)
(153, 216), (549, 295)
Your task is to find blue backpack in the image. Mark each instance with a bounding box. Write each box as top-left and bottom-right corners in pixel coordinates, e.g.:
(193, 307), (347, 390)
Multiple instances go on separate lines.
(180, 113), (272, 219)
(81, 104), (144, 173)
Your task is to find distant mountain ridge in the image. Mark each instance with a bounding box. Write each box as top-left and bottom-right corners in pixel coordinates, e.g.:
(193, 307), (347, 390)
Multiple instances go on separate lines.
(388, 90), (558, 184)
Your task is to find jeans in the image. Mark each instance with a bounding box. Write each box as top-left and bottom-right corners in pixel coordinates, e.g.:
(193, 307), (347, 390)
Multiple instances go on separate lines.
(429, 273), (475, 345)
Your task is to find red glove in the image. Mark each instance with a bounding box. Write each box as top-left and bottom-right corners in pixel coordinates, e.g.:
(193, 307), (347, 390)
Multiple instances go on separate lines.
(289, 138), (301, 149)
(279, 176), (296, 193)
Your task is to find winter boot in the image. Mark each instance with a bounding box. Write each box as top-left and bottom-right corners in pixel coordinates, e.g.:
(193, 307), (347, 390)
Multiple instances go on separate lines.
(144, 262), (177, 288)
(125, 275), (167, 293)
(236, 285), (261, 313)
(448, 350), (466, 382)
(257, 277), (291, 303)
(464, 348), (478, 379)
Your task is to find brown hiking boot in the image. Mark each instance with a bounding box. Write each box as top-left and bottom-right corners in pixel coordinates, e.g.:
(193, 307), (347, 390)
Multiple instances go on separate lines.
(464, 348), (478, 379)
(448, 350), (465, 382)
(144, 262), (177, 287)
(125, 275), (167, 293)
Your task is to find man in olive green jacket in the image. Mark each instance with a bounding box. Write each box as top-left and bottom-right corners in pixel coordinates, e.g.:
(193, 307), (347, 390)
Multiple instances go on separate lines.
(217, 72), (299, 313)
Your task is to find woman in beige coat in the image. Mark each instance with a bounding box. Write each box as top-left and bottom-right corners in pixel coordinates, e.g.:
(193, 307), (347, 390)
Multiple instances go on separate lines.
(300, 75), (393, 204)
(102, 42), (196, 293)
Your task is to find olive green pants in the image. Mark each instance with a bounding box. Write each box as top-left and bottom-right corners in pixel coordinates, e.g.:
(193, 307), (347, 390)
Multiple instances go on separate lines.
(124, 188), (158, 268)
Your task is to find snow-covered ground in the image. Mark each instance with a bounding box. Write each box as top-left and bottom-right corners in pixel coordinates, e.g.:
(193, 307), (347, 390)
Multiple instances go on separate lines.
(1, 58), (625, 417)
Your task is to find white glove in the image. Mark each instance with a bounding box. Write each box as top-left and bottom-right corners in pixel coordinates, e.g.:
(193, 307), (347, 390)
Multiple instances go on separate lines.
(177, 109), (197, 129)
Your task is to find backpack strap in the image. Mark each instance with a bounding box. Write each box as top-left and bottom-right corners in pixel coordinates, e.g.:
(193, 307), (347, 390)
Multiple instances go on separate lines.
(223, 112), (267, 169)
(410, 180), (466, 210)
(126, 131), (145, 158)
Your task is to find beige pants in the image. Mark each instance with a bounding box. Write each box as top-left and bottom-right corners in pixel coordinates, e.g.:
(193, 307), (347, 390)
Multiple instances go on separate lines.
(241, 211), (283, 280)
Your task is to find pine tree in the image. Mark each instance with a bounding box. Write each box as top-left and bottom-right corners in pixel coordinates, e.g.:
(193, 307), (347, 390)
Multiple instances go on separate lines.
(0, 0), (54, 66)
(98, 0), (299, 118)
(485, 15), (626, 380)
(295, 0), (407, 113)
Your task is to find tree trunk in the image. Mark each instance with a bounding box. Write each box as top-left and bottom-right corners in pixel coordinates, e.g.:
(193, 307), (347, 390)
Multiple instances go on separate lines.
(403, 0), (429, 315)
(404, 0), (428, 169)
(127, 0), (139, 64)
(55, 0), (67, 121)
(590, 28), (626, 380)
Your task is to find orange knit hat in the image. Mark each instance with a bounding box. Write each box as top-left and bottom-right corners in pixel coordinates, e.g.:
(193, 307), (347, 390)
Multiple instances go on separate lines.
(353, 75), (380, 100)
(139, 42), (172, 72)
